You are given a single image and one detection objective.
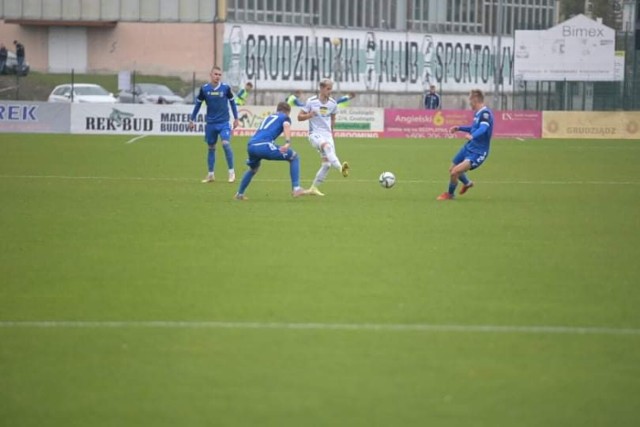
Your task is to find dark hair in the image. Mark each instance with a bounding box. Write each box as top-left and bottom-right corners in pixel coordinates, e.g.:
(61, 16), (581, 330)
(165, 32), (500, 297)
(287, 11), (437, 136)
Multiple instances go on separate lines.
(276, 102), (291, 113)
(246, 82), (254, 88)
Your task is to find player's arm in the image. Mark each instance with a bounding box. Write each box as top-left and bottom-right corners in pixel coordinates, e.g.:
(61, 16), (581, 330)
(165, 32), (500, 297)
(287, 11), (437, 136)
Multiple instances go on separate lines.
(331, 113), (336, 137)
(188, 87), (205, 129)
(227, 88), (239, 129)
(469, 122), (490, 140)
(279, 120), (292, 153)
(297, 103), (314, 121)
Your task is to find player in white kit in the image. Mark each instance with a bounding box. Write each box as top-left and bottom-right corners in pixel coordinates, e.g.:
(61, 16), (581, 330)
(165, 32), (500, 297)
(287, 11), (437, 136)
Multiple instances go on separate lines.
(297, 79), (349, 196)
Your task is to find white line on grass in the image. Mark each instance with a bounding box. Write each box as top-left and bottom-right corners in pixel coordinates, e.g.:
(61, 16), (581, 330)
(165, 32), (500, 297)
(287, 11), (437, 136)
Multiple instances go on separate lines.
(125, 135), (148, 144)
(0, 320), (638, 336)
(1, 175), (639, 186)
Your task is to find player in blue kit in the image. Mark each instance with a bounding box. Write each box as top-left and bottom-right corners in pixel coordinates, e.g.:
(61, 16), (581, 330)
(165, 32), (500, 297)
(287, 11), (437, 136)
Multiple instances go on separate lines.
(234, 102), (307, 200)
(188, 66), (239, 183)
(437, 89), (494, 200)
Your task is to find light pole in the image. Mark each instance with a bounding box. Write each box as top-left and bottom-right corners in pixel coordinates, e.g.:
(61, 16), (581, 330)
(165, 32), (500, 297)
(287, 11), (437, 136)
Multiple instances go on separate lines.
(494, 0), (504, 110)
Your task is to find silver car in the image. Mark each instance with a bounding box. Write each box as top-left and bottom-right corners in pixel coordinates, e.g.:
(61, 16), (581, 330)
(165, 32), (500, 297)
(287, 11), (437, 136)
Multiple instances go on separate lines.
(118, 83), (184, 104)
(48, 83), (118, 103)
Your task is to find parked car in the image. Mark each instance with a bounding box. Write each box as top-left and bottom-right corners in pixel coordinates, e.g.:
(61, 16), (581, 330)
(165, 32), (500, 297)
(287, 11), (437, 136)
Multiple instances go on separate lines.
(118, 83), (184, 104)
(182, 87), (200, 105)
(47, 83), (117, 103)
(1, 51), (30, 76)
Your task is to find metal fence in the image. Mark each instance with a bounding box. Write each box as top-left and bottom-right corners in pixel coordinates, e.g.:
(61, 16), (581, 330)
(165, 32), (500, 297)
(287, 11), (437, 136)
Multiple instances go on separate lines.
(509, 32), (640, 111)
(2, 35), (639, 112)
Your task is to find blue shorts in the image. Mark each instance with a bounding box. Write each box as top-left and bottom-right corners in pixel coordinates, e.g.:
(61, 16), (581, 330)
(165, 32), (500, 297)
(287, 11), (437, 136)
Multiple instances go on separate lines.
(246, 142), (297, 169)
(452, 145), (488, 170)
(204, 122), (232, 145)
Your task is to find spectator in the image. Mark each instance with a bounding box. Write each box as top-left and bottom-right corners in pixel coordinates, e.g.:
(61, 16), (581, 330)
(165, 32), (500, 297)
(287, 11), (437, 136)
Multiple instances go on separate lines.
(13, 40), (25, 70)
(286, 90), (305, 107)
(235, 82), (253, 106)
(337, 92), (356, 109)
(424, 84), (441, 109)
(0, 44), (7, 74)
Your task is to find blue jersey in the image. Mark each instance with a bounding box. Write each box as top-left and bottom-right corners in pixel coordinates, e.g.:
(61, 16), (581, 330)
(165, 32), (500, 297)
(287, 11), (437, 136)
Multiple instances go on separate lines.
(460, 106), (494, 154)
(249, 112), (291, 144)
(191, 82), (238, 124)
(424, 92), (440, 109)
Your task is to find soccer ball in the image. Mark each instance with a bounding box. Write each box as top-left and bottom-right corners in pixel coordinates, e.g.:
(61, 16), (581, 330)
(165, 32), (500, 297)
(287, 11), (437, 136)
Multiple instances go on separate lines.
(379, 172), (396, 188)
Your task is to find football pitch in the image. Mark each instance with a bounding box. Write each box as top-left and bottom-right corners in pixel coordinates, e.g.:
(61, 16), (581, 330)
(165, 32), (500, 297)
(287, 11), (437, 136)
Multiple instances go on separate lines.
(1, 133), (639, 426)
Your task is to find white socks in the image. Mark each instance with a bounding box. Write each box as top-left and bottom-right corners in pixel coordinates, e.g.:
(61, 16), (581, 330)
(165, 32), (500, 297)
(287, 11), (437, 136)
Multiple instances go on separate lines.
(323, 144), (342, 170)
(312, 162), (331, 187)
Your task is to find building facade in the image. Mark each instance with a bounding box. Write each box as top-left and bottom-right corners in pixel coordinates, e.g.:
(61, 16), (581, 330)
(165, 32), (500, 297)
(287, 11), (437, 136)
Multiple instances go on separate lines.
(0, 0), (568, 108)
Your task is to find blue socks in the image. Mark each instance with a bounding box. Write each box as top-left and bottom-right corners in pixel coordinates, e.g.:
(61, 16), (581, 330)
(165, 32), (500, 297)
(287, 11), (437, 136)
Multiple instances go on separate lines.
(207, 147), (216, 172)
(237, 170), (255, 195)
(222, 142), (234, 170)
(448, 182), (457, 195)
(290, 157), (300, 189)
(459, 173), (470, 185)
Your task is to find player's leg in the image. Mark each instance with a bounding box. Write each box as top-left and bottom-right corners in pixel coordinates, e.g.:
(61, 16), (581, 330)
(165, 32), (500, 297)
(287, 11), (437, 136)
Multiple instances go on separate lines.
(437, 146), (468, 200)
(235, 165), (258, 200)
(459, 151), (487, 195)
(220, 125), (235, 183)
(320, 140), (342, 170)
(283, 149), (305, 196)
(235, 147), (262, 199)
(261, 144), (305, 196)
(459, 172), (474, 195)
(310, 159), (330, 196)
(202, 124), (218, 183)
(306, 134), (327, 195)
(321, 136), (349, 177)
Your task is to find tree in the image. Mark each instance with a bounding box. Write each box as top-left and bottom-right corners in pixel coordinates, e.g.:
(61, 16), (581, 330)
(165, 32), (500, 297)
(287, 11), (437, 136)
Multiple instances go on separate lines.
(559, 0), (585, 20)
(560, 0), (617, 29)
(589, 0), (617, 29)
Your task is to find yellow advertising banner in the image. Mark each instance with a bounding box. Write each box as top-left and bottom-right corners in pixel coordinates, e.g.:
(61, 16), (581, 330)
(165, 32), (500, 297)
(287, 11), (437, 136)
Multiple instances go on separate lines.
(543, 111), (640, 139)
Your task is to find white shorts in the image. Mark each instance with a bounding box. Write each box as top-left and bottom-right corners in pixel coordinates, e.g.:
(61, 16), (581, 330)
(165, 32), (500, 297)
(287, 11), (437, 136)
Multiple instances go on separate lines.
(308, 133), (335, 154)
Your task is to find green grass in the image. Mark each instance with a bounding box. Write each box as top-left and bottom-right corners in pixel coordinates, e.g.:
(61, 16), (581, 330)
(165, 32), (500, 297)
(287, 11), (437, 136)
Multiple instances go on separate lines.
(1, 134), (639, 426)
(0, 72), (197, 101)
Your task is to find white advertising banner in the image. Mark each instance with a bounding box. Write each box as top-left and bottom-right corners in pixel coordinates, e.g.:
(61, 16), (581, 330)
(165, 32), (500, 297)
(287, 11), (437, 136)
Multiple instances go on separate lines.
(70, 104), (383, 138)
(0, 101), (70, 133)
(514, 14), (616, 82)
(223, 24), (514, 93)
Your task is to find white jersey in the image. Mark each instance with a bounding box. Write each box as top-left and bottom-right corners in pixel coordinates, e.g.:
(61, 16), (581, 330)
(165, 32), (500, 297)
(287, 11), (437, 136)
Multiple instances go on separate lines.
(302, 95), (337, 136)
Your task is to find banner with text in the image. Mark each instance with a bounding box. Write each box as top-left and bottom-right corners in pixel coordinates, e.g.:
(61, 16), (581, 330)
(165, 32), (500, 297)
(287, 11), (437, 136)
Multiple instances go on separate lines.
(0, 102), (70, 133)
(384, 109), (541, 139)
(70, 104), (383, 138)
(234, 106), (384, 138)
(543, 111), (640, 139)
(514, 15), (616, 82)
(223, 24), (514, 93)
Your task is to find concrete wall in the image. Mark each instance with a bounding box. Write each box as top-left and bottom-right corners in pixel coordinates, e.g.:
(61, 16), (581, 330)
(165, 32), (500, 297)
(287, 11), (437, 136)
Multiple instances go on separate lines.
(0, 20), (221, 79)
(87, 22), (220, 79)
(0, 21), (50, 70)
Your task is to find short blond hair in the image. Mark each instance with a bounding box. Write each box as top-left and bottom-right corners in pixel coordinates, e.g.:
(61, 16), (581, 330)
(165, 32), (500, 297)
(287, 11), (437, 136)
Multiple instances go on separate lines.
(319, 79), (333, 89)
(470, 89), (484, 102)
